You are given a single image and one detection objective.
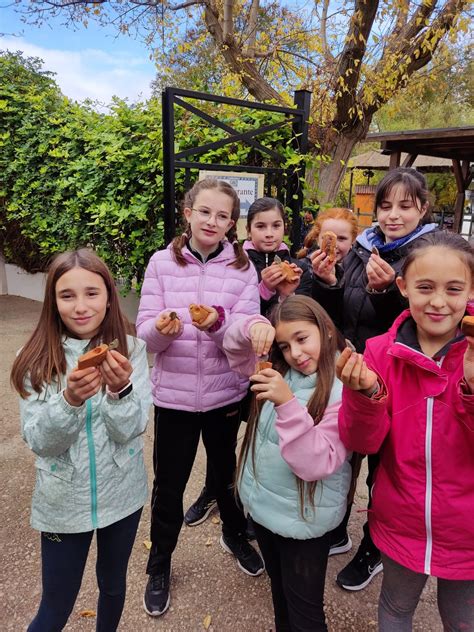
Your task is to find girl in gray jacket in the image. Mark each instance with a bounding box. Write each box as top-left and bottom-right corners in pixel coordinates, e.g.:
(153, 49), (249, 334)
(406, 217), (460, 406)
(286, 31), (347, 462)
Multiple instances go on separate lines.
(10, 249), (152, 632)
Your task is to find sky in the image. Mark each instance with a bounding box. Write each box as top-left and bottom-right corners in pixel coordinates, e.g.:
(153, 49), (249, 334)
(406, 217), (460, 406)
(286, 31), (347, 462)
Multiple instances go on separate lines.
(0, 4), (156, 105)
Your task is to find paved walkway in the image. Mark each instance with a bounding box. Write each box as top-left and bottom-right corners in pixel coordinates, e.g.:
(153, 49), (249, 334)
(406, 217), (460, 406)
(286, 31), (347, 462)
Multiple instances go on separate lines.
(0, 295), (439, 631)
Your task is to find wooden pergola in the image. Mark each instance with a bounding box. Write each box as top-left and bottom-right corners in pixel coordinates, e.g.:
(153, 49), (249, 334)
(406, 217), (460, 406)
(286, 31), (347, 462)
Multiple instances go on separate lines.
(365, 126), (474, 232)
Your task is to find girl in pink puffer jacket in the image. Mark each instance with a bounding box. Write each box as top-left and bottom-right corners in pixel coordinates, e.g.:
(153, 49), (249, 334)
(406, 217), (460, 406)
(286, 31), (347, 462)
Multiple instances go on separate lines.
(137, 178), (265, 619)
(337, 231), (474, 631)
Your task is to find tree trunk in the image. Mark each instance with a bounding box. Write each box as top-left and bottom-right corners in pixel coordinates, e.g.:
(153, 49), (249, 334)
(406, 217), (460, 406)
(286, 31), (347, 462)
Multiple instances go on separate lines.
(316, 121), (370, 203)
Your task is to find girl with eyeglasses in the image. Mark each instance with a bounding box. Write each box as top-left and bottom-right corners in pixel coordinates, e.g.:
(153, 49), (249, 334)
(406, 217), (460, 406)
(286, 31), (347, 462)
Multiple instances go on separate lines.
(137, 178), (264, 619)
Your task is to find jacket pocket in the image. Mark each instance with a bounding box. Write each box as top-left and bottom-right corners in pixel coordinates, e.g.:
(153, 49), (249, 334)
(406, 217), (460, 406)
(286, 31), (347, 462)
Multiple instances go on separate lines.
(33, 457), (75, 513)
(111, 436), (147, 500)
(112, 436), (144, 468)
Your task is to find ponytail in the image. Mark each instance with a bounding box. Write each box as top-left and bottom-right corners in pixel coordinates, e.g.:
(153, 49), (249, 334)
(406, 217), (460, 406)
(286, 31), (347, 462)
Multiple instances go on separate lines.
(171, 225), (192, 267)
(227, 224), (250, 270)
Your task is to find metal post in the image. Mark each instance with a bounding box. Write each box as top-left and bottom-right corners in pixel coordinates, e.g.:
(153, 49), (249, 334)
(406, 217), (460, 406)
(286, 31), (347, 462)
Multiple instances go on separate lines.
(162, 88), (176, 245)
(288, 89), (311, 253)
(348, 168), (354, 209)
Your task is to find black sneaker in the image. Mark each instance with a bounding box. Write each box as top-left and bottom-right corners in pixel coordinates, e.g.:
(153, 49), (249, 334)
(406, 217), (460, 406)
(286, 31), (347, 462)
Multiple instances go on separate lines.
(184, 487), (217, 526)
(143, 566), (171, 616)
(336, 545), (383, 591)
(220, 533), (265, 577)
(329, 533), (352, 557)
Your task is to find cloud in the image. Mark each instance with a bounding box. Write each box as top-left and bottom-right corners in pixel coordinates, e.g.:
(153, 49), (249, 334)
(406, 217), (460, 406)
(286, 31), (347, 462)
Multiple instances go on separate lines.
(0, 36), (154, 105)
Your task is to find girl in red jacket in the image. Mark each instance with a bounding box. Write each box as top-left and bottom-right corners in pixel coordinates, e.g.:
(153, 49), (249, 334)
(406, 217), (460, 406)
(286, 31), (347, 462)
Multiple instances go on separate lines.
(337, 231), (474, 630)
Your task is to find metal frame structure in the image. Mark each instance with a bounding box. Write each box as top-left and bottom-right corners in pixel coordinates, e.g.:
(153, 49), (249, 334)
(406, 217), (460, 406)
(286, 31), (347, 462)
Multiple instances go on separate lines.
(162, 87), (311, 247)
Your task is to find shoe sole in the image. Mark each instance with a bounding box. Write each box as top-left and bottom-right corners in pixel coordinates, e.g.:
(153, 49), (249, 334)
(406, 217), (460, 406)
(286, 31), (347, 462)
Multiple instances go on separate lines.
(219, 535), (265, 577)
(184, 502), (218, 527)
(328, 536), (353, 557)
(336, 561), (383, 591)
(143, 593), (170, 617)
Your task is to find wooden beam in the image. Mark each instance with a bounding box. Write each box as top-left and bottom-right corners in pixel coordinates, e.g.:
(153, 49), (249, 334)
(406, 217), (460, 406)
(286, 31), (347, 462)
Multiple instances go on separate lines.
(453, 192), (465, 233)
(389, 151), (401, 169)
(402, 153), (417, 167)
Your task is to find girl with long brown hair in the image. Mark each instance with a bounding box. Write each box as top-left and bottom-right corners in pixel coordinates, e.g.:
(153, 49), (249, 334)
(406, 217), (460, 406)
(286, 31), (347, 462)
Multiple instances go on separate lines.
(137, 177), (264, 618)
(11, 249), (152, 631)
(224, 295), (352, 632)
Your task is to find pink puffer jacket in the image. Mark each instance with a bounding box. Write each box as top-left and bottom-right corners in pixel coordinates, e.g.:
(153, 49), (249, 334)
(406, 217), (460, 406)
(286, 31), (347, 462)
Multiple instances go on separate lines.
(339, 308), (474, 580)
(136, 241), (260, 412)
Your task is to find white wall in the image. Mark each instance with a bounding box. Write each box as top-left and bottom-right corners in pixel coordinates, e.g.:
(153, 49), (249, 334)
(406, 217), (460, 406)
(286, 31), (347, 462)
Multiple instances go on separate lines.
(0, 260), (140, 323)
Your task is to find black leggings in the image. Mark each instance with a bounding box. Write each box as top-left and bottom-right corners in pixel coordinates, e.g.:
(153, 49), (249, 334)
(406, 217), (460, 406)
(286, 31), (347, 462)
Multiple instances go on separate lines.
(28, 509), (142, 632)
(147, 402), (248, 574)
(252, 519), (330, 632)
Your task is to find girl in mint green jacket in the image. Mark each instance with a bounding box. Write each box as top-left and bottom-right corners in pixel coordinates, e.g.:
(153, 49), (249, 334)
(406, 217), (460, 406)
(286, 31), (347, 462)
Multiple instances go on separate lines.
(11, 249), (152, 632)
(225, 295), (352, 632)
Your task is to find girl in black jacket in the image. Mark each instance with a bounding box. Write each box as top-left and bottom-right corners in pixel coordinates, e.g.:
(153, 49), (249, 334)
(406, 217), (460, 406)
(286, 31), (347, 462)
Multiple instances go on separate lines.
(311, 168), (438, 592)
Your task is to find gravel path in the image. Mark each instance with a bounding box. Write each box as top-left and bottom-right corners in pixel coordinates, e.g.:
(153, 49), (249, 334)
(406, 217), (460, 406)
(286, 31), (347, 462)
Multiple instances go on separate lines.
(0, 295), (440, 631)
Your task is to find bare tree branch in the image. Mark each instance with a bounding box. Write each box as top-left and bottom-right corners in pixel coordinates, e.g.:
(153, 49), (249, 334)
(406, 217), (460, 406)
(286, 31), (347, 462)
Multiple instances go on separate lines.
(332, 0), (379, 128)
(244, 0), (259, 58)
(364, 0), (469, 117)
(320, 0), (334, 62)
(223, 0), (234, 43)
(203, 0), (284, 103)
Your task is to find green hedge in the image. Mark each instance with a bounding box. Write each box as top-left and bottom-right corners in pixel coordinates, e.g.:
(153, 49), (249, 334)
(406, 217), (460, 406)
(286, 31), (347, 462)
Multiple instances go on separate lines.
(1, 52), (308, 288)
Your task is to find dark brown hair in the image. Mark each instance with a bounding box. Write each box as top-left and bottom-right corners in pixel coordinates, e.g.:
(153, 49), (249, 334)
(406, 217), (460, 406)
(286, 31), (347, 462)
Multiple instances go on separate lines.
(401, 230), (474, 281)
(246, 197), (286, 232)
(171, 178), (249, 269)
(297, 207), (358, 258)
(375, 167), (433, 223)
(11, 249), (134, 398)
(236, 295), (344, 516)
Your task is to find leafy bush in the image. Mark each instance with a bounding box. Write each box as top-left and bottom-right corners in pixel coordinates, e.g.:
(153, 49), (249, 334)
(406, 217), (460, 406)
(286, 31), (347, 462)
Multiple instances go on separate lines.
(0, 52), (307, 288)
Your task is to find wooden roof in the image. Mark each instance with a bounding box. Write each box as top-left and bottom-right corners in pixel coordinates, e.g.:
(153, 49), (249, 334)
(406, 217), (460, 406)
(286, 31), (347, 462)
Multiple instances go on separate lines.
(349, 149), (452, 171)
(365, 126), (474, 161)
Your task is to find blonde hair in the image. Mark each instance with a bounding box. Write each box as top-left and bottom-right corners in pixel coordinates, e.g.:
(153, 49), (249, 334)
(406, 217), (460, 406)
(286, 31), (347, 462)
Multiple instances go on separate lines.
(297, 208), (357, 259)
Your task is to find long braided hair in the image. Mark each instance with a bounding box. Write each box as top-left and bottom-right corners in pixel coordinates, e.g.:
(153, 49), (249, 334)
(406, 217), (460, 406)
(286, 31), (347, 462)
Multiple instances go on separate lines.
(171, 178), (249, 270)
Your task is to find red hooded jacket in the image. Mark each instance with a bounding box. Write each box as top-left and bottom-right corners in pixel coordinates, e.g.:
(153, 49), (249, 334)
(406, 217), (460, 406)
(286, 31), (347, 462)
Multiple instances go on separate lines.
(339, 307), (474, 580)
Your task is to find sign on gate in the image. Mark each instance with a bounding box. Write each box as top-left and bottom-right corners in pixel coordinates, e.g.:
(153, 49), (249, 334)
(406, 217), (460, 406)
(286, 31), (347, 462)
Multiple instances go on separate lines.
(199, 171), (264, 218)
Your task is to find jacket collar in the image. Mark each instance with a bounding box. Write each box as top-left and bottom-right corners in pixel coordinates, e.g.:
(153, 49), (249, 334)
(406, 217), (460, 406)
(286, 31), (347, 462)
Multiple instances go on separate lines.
(174, 239), (235, 264)
(386, 307), (472, 370)
(243, 240), (290, 254)
(62, 336), (92, 353)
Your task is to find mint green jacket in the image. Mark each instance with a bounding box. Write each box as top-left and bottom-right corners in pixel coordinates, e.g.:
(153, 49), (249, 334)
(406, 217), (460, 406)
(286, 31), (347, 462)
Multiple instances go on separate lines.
(238, 368), (351, 539)
(20, 335), (151, 533)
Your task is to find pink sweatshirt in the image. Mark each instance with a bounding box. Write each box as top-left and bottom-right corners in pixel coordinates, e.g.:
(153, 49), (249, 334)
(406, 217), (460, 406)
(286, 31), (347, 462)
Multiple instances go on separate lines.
(223, 316), (348, 481)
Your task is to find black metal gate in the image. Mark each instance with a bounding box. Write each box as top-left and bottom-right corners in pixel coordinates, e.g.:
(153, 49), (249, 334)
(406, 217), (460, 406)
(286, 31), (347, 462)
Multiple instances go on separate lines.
(162, 87), (311, 248)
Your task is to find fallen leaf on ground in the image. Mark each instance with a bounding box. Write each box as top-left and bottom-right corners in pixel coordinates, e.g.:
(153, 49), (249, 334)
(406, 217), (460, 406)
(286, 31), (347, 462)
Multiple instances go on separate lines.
(143, 540), (152, 550)
(203, 614), (212, 629)
(79, 610), (96, 618)
(211, 516), (220, 524)
(205, 537), (212, 546)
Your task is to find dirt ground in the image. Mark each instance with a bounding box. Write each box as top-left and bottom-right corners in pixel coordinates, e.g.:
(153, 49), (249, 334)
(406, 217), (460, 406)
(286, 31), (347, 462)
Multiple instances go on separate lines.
(0, 295), (441, 631)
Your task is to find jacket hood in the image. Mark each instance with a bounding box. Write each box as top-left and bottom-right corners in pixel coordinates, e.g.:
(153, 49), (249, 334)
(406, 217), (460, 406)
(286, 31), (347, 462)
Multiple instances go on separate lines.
(356, 223), (438, 251)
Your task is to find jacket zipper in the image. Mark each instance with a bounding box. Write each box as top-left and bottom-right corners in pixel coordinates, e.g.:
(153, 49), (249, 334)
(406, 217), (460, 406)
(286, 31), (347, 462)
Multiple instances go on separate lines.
(196, 262), (205, 411)
(423, 355), (444, 574)
(85, 399), (98, 529)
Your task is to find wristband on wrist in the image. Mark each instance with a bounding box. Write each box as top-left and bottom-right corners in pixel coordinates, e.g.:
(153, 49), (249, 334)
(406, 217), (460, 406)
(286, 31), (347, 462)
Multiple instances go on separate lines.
(208, 305), (225, 333)
(106, 382), (133, 400)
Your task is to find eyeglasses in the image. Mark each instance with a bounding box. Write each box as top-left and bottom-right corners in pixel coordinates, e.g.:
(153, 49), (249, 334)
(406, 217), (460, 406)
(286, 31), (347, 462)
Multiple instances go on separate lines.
(191, 208), (233, 226)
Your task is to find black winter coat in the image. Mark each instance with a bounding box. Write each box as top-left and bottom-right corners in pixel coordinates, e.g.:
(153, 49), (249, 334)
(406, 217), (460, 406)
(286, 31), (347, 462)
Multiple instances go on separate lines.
(245, 246), (312, 317)
(311, 227), (438, 352)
